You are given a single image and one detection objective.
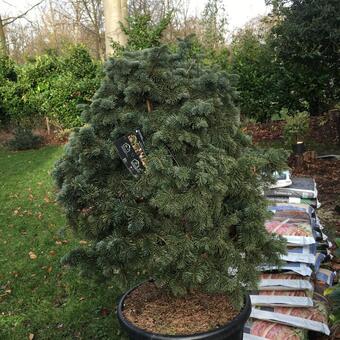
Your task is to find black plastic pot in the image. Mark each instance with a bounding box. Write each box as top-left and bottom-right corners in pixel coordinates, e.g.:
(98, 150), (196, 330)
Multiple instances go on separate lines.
(292, 141), (305, 155)
(117, 282), (251, 340)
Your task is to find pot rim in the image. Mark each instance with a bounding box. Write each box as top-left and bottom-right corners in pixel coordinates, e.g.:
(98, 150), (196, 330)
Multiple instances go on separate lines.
(117, 280), (251, 339)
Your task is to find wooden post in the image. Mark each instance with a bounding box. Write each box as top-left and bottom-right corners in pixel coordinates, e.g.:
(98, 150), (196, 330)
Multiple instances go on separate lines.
(46, 117), (51, 136)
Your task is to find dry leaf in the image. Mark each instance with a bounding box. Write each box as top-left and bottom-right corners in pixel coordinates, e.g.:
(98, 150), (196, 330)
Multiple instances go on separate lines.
(55, 241), (62, 245)
(13, 208), (21, 215)
(47, 266), (52, 273)
(100, 307), (110, 316)
(49, 250), (56, 256)
(28, 333), (34, 340)
(44, 195), (50, 203)
(79, 240), (87, 245)
(29, 251), (37, 260)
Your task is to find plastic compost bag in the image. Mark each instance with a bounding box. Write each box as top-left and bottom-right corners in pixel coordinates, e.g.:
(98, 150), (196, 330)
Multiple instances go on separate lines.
(245, 320), (307, 340)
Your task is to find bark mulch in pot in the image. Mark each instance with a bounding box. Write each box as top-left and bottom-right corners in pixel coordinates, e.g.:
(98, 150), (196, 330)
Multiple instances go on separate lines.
(122, 281), (239, 336)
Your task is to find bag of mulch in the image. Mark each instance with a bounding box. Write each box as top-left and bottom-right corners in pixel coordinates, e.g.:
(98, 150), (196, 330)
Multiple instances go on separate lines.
(255, 300), (328, 324)
(281, 250), (326, 272)
(270, 213), (311, 224)
(257, 290), (311, 297)
(245, 320), (307, 339)
(267, 196), (321, 209)
(243, 334), (268, 340)
(267, 204), (314, 214)
(265, 220), (315, 246)
(265, 177), (317, 199)
(250, 305), (330, 335)
(282, 245), (316, 264)
(250, 294), (313, 307)
(259, 279), (313, 292)
(260, 262), (313, 276)
(314, 253), (326, 272)
(261, 273), (309, 280)
(315, 268), (336, 286)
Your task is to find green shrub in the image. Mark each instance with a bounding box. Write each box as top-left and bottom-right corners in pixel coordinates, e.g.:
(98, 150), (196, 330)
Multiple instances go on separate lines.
(283, 111), (310, 145)
(230, 27), (287, 122)
(120, 13), (172, 50)
(0, 45), (101, 129)
(0, 56), (18, 126)
(268, 0), (339, 114)
(6, 127), (43, 150)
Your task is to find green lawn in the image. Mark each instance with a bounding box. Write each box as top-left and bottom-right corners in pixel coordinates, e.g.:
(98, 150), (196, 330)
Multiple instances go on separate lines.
(0, 146), (123, 339)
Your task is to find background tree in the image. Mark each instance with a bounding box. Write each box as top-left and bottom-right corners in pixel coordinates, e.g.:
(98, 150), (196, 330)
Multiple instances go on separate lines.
(120, 12), (172, 50)
(230, 19), (285, 121)
(201, 0), (228, 49)
(103, 0), (127, 56)
(0, 1), (44, 57)
(266, 0), (340, 114)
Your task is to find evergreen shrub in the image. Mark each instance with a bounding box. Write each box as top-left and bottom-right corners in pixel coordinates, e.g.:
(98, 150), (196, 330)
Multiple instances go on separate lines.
(53, 39), (287, 304)
(0, 46), (101, 129)
(6, 127), (43, 150)
(283, 111), (310, 145)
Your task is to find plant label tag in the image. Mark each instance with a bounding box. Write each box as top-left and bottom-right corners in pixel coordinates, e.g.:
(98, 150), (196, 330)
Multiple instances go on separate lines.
(115, 130), (147, 177)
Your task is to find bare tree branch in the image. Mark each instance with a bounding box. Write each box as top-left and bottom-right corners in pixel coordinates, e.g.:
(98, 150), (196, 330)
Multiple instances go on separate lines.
(53, 7), (98, 36)
(1, 0), (16, 8)
(3, 0), (45, 26)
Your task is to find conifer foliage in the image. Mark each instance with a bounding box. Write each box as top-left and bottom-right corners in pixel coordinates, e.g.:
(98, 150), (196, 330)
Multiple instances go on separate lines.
(53, 39), (287, 303)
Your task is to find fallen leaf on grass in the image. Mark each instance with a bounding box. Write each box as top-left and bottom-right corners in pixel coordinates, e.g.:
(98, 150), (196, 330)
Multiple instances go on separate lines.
(49, 250), (56, 256)
(44, 195), (51, 203)
(79, 240), (87, 245)
(36, 212), (43, 220)
(47, 266), (52, 273)
(100, 308), (110, 316)
(28, 333), (34, 340)
(55, 241), (62, 245)
(13, 208), (21, 216)
(28, 251), (37, 260)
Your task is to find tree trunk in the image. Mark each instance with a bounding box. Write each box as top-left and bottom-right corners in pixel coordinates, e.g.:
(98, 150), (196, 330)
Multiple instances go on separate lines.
(0, 15), (8, 57)
(103, 0), (127, 57)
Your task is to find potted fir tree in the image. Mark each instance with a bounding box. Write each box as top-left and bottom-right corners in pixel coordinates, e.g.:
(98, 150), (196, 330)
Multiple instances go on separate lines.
(283, 110), (310, 155)
(53, 39), (287, 339)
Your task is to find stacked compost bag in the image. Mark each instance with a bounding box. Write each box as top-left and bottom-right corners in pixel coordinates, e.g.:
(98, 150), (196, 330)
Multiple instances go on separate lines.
(244, 172), (336, 340)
